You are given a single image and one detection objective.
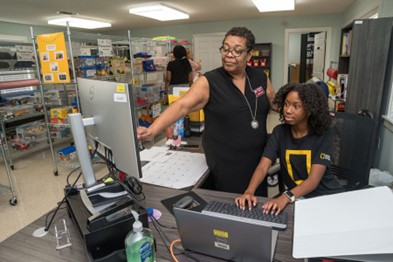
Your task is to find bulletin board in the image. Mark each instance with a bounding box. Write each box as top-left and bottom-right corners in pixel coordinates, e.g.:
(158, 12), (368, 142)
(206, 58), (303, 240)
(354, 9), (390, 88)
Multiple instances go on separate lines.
(36, 32), (70, 84)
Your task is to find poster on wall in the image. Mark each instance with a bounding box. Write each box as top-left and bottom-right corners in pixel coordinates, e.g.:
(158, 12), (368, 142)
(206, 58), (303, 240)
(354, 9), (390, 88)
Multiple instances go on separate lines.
(97, 38), (113, 57)
(15, 45), (35, 61)
(37, 32), (70, 84)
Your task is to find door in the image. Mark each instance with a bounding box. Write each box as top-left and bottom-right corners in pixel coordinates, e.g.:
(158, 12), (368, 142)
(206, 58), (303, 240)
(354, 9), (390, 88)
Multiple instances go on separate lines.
(193, 34), (224, 73)
(312, 31), (326, 80)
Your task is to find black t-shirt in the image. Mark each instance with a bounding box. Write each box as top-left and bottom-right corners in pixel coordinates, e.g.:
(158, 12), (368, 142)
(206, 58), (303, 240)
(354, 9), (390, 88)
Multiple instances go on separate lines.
(263, 124), (344, 198)
(202, 66), (270, 195)
(167, 58), (192, 85)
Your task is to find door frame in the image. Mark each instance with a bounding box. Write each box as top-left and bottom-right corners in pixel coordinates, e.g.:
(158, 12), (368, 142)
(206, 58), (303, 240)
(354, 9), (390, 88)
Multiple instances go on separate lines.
(284, 27), (332, 83)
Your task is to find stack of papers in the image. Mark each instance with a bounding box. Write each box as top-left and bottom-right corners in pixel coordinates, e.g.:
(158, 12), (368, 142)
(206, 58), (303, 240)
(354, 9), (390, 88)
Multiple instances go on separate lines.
(140, 147), (208, 189)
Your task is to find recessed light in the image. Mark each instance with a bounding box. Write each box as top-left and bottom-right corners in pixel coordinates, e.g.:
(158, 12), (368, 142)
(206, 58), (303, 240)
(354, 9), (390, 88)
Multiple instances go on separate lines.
(252, 0), (295, 12)
(48, 17), (111, 29)
(129, 3), (189, 21)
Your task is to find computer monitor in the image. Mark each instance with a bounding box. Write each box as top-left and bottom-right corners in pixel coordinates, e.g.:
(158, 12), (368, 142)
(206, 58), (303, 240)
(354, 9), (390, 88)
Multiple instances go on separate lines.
(76, 77), (142, 186)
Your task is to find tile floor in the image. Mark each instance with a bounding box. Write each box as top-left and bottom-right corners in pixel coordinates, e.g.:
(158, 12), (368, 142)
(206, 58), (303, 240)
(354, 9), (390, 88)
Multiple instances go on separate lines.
(0, 111), (281, 243)
(0, 144), (109, 243)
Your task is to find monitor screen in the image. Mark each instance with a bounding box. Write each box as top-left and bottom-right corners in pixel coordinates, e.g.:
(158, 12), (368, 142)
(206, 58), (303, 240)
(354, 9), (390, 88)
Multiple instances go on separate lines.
(77, 77), (142, 182)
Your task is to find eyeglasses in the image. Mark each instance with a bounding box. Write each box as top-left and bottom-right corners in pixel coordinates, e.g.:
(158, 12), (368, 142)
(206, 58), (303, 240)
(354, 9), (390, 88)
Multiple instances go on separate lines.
(219, 46), (248, 57)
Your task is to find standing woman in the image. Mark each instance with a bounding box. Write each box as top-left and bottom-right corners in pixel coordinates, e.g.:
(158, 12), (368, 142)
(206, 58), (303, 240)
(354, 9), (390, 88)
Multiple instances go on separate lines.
(165, 45), (192, 94)
(138, 27), (276, 196)
(186, 48), (202, 83)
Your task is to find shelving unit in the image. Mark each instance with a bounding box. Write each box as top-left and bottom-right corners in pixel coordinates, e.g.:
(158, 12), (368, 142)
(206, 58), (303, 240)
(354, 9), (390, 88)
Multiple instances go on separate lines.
(129, 36), (169, 123)
(0, 62), (59, 173)
(249, 43), (272, 78)
(0, 135), (17, 205)
(338, 24), (353, 74)
(69, 29), (170, 124)
(344, 17), (393, 119)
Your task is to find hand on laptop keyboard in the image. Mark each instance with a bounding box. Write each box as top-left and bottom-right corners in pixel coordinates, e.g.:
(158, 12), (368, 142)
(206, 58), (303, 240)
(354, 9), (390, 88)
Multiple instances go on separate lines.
(261, 197), (290, 216)
(235, 192), (257, 211)
(236, 193), (288, 216)
(202, 200), (287, 230)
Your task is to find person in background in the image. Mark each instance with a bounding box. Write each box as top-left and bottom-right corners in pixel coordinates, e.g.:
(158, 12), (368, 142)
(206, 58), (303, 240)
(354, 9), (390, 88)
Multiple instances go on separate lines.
(165, 45), (192, 94)
(186, 48), (202, 83)
(236, 83), (344, 214)
(138, 27), (276, 196)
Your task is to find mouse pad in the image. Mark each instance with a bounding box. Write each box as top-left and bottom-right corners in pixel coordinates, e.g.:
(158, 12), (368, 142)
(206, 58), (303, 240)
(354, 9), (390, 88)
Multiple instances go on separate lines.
(161, 191), (208, 215)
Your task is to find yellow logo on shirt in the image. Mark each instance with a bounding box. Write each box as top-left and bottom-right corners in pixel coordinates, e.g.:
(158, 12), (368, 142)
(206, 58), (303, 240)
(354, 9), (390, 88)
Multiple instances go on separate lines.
(320, 153), (331, 161)
(285, 150), (311, 185)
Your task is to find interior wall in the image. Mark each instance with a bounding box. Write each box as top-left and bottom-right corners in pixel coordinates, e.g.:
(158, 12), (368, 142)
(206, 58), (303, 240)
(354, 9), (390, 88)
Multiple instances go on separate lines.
(1, 14), (343, 89)
(128, 14), (343, 89)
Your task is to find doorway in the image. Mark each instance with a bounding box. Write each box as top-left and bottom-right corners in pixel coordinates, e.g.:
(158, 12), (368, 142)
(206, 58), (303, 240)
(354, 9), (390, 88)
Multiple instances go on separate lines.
(193, 33), (225, 73)
(284, 27), (331, 83)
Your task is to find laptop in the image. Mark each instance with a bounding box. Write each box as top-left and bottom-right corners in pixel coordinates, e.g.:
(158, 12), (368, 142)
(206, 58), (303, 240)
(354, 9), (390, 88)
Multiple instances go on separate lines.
(173, 207), (278, 262)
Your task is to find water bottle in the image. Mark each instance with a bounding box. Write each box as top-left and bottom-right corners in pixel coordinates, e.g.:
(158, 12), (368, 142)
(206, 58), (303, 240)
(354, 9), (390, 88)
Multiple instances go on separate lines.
(184, 116), (191, 138)
(125, 211), (156, 262)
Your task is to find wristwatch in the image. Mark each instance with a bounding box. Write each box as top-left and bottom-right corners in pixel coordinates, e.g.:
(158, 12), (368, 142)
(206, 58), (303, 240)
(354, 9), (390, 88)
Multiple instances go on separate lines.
(283, 190), (296, 203)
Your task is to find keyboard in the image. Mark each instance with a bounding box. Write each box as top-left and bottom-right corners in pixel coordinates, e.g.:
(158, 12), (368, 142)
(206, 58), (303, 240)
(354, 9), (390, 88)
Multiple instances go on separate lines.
(202, 200), (287, 229)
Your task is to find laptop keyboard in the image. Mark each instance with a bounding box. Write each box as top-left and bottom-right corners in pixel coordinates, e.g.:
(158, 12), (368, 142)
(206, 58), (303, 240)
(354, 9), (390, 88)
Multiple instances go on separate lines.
(202, 200), (287, 230)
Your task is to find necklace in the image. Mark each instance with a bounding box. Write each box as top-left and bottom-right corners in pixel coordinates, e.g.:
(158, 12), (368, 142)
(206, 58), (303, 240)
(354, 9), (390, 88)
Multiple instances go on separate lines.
(243, 74), (259, 129)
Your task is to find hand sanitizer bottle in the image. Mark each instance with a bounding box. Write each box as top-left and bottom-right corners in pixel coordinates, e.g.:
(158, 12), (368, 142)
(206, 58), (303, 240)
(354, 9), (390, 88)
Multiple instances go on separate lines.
(125, 211), (156, 262)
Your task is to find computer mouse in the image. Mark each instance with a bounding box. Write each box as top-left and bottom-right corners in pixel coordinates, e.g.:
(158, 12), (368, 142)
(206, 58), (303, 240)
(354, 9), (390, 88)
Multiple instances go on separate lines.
(174, 195), (194, 209)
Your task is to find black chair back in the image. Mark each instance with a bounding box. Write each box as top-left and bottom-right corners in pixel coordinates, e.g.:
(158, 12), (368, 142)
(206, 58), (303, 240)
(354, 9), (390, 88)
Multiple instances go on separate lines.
(330, 112), (378, 190)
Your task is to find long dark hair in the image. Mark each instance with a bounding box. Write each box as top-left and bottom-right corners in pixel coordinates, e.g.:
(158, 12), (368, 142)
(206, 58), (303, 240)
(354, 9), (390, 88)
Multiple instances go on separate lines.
(274, 82), (331, 135)
(172, 45), (191, 74)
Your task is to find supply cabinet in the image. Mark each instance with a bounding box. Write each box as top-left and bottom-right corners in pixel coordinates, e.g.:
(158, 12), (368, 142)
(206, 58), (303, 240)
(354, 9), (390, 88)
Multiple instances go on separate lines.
(248, 43), (272, 78)
(341, 17), (393, 119)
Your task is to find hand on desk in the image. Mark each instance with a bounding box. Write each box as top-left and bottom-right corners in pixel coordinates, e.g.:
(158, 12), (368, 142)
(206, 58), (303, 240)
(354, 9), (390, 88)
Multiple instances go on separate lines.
(235, 193), (289, 215)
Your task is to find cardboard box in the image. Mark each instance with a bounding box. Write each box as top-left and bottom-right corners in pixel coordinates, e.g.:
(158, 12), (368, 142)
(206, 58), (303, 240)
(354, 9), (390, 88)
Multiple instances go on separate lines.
(168, 94), (204, 122)
(289, 63), (300, 83)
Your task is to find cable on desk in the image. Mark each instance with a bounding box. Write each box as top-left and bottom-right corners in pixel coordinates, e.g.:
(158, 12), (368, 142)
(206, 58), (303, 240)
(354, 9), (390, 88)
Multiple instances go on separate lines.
(170, 239), (181, 262)
(150, 214), (177, 230)
(66, 165), (82, 186)
(44, 145), (100, 232)
(44, 171), (82, 231)
(138, 204), (200, 262)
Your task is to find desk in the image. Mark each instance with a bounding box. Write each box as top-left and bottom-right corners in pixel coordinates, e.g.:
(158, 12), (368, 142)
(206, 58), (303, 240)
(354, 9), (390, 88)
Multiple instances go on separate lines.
(0, 184), (299, 262)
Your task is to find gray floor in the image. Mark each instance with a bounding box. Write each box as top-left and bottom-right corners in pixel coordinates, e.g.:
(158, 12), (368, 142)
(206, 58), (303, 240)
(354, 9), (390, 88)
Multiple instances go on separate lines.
(0, 111), (281, 243)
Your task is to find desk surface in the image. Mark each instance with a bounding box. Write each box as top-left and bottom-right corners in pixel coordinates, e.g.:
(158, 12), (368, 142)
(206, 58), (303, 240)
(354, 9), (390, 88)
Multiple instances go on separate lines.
(0, 184), (299, 262)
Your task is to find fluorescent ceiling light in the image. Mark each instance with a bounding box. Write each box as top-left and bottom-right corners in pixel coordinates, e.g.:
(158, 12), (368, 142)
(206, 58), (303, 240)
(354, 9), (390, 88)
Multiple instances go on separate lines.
(129, 4), (189, 21)
(252, 0), (295, 12)
(48, 17), (111, 29)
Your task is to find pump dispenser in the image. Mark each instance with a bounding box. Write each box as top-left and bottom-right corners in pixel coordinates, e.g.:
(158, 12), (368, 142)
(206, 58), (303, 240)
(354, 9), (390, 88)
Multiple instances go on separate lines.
(125, 210), (156, 262)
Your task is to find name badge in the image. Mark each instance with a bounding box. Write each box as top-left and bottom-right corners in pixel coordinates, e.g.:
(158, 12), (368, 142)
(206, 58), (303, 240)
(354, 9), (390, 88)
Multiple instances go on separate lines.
(254, 86), (265, 97)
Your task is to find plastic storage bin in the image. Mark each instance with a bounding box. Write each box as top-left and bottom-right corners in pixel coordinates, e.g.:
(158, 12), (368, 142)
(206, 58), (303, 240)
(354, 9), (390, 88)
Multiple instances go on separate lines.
(16, 120), (47, 142)
(0, 104), (34, 118)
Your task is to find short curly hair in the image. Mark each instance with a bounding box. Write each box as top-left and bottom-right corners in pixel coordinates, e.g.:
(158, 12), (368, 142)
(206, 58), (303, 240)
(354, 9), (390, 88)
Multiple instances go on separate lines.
(274, 82), (331, 135)
(224, 27), (255, 51)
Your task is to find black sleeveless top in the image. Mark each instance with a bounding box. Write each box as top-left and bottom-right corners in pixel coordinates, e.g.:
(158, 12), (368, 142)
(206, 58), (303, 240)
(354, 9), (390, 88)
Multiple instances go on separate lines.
(203, 66), (270, 195)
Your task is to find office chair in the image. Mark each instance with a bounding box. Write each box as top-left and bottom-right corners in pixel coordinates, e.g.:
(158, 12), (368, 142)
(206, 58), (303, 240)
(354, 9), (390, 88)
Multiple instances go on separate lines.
(330, 112), (378, 190)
